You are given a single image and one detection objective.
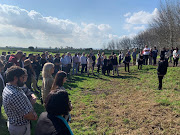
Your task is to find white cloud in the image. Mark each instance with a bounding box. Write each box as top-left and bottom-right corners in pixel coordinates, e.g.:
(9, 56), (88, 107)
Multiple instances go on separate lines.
(0, 4), (117, 48)
(133, 25), (146, 30)
(124, 12), (131, 17)
(123, 8), (158, 33)
(126, 8), (158, 24)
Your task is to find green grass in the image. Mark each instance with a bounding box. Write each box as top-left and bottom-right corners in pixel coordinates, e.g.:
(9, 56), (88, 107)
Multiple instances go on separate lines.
(1, 65), (180, 135)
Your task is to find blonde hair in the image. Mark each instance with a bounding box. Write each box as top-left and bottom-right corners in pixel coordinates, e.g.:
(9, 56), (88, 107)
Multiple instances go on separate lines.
(42, 63), (54, 78)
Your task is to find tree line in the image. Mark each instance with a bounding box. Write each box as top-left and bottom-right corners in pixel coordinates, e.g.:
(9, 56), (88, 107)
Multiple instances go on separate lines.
(106, 0), (180, 51)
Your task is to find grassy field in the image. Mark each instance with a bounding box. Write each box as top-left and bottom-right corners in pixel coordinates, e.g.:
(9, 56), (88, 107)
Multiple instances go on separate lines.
(0, 65), (180, 135)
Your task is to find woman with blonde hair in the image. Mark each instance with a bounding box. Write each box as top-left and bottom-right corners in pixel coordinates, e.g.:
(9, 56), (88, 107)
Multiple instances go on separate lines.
(41, 62), (54, 102)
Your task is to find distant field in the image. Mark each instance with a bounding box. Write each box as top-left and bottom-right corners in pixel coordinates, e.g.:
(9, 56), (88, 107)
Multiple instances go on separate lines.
(1, 65), (180, 135)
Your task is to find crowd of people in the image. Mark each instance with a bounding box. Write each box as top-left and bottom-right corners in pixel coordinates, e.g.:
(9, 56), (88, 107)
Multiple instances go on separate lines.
(0, 45), (179, 135)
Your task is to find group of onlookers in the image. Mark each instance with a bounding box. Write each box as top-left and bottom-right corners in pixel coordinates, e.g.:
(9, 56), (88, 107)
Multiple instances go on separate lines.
(0, 45), (179, 135)
(0, 51), (74, 135)
(141, 46), (180, 67)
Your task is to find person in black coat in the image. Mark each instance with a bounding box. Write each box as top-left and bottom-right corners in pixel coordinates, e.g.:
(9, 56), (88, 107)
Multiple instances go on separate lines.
(107, 56), (113, 76)
(92, 53), (96, 70)
(102, 56), (108, 75)
(35, 90), (73, 135)
(137, 52), (144, 70)
(0, 61), (5, 118)
(112, 54), (119, 76)
(157, 55), (168, 90)
(123, 53), (131, 72)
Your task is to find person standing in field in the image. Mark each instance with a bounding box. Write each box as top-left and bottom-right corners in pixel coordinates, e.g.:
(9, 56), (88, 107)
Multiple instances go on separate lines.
(173, 47), (180, 67)
(77, 53), (81, 72)
(97, 54), (102, 74)
(152, 46), (158, 65)
(87, 55), (94, 76)
(61, 54), (67, 72)
(157, 55), (168, 90)
(112, 54), (119, 76)
(118, 51), (123, 65)
(53, 53), (61, 75)
(92, 53), (96, 70)
(137, 51), (144, 70)
(169, 47), (174, 63)
(149, 48), (153, 65)
(132, 48), (137, 66)
(107, 56), (113, 76)
(41, 63), (54, 102)
(2, 66), (37, 135)
(102, 56), (108, 75)
(65, 52), (72, 75)
(123, 53), (131, 72)
(143, 45), (150, 65)
(72, 53), (79, 75)
(81, 52), (87, 74)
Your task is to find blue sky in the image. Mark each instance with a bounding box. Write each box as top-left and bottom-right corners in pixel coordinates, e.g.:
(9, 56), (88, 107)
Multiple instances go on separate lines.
(0, 0), (163, 48)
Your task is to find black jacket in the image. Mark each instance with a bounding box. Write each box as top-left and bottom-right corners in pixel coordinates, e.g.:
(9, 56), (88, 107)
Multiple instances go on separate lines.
(112, 57), (118, 65)
(157, 59), (168, 75)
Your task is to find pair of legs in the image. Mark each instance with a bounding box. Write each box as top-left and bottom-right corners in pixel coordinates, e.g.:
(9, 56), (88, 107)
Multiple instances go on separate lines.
(113, 65), (119, 75)
(133, 58), (136, 65)
(72, 63), (78, 74)
(97, 64), (101, 73)
(144, 55), (149, 65)
(149, 56), (152, 65)
(153, 57), (157, 65)
(125, 63), (129, 72)
(107, 69), (110, 76)
(138, 64), (142, 70)
(87, 66), (94, 76)
(81, 64), (87, 73)
(66, 64), (72, 74)
(173, 58), (179, 66)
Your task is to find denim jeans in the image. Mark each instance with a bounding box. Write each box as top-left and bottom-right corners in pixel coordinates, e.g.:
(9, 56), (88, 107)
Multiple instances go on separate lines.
(73, 63), (78, 74)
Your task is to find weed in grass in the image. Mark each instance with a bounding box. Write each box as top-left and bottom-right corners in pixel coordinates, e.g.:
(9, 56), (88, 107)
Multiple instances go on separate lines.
(157, 99), (171, 106)
(123, 118), (130, 124)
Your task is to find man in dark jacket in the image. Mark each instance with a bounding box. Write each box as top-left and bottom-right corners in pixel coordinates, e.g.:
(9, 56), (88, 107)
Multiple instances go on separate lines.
(157, 55), (168, 90)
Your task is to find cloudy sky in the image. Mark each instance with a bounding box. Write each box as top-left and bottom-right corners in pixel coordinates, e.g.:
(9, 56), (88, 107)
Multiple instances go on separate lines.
(0, 0), (162, 49)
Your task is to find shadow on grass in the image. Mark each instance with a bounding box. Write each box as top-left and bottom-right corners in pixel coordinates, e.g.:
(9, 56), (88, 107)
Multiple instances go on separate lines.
(109, 75), (139, 79)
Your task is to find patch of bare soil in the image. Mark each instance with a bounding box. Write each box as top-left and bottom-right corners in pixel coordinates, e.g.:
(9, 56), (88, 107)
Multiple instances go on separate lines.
(88, 80), (180, 135)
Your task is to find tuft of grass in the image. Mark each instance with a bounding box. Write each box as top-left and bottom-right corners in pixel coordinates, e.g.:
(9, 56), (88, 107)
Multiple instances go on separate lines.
(123, 118), (130, 124)
(156, 99), (171, 106)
